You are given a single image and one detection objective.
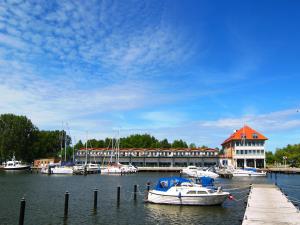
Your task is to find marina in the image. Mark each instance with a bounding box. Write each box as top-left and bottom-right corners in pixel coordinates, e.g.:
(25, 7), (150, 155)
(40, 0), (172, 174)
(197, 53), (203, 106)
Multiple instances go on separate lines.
(0, 170), (299, 225)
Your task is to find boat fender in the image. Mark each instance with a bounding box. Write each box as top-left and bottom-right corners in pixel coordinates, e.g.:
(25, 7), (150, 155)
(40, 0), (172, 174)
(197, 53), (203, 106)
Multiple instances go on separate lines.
(178, 192), (181, 198)
(217, 187), (222, 193)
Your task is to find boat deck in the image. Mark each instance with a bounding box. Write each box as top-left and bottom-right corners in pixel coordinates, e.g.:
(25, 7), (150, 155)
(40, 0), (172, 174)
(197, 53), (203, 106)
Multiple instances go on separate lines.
(242, 184), (300, 225)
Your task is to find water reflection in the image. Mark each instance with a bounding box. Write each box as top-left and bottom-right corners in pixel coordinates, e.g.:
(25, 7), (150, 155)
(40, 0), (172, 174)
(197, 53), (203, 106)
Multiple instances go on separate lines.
(145, 203), (230, 225)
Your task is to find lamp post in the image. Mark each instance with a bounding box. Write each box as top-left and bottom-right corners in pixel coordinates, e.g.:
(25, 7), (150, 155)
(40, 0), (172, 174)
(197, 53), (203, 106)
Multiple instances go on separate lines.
(283, 156), (287, 168)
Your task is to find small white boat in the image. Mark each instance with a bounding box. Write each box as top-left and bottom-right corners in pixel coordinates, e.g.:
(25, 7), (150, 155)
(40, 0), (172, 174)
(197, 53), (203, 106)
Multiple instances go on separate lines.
(147, 177), (229, 205)
(73, 164), (85, 174)
(121, 164), (138, 173)
(51, 165), (73, 174)
(3, 155), (30, 170)
(230, 167), (266, 177)
(86, 163), (100, 173)
(181, 166), (219, 179)
(101, 163), (123, 174)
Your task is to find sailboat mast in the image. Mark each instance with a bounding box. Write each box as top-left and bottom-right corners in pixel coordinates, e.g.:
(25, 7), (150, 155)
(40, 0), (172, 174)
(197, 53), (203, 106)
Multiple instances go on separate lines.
(60, 121), (63, 165)
(85, 131), (88, 165)
(64, 129), (67, 162)
(73, 136), (75, 163)
(117, 128), (120, 163)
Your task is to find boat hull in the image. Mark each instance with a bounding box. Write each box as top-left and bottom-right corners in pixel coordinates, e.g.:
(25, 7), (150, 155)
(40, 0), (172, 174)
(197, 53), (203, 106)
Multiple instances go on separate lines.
(51, 167), (73, 174)
(4, 165), (30, 170)
(232, 173), (266, 177)
(147, 191), (229, 206)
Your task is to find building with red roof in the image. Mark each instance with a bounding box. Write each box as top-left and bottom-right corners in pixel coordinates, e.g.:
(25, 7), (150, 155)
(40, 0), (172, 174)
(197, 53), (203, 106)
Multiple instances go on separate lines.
(221, 125), (268, 168)
(76, 147), (219, 167)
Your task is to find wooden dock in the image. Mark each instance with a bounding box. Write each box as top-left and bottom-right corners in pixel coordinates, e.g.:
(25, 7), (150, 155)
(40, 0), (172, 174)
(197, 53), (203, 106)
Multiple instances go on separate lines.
(265, 167), (300, 174)
(242, 184), (300, 225)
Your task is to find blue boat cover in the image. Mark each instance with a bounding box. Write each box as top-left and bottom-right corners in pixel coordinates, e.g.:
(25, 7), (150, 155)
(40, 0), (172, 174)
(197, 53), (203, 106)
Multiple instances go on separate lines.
(244, 167), (257, 172)
(61, 161), (75, 166)
(196, 176), (214, 187)
(154, 177), (191, 192)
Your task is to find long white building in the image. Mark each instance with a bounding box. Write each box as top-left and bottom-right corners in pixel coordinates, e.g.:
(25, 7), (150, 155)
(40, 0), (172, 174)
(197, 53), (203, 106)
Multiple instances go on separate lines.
(221, 125), (268, 168)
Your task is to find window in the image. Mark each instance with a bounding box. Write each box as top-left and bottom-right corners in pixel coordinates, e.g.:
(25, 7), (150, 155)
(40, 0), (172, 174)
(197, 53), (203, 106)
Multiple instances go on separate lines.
(236, 142), (240, 146)
(253, 133), (258, 139)
(187, 191), (197, 194)
(236, 150), (240, 154)
(197, 191), (208, 194)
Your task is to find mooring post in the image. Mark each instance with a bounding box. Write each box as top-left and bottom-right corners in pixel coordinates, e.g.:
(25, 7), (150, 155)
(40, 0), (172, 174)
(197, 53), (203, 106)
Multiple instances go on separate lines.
(147, 181), (150, 193)
(94, 189), (98, 210)
(134, 185), (137, 201)
(117, 186), (121, 205)
(19, 197), (26, 225)
(64, 191), (69, 217)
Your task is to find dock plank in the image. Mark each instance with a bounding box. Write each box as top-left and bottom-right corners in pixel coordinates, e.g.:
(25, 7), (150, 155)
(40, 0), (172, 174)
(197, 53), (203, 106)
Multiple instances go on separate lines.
(242, 184), (300, 225)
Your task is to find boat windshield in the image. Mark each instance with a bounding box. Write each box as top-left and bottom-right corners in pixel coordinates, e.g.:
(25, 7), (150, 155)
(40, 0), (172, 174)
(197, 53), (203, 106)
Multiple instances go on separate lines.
(154, 177), (191, 192)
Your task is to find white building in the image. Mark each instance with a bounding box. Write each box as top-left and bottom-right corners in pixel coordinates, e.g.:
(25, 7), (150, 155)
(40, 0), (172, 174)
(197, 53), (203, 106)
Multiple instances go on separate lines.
(221, 125), (268, 168)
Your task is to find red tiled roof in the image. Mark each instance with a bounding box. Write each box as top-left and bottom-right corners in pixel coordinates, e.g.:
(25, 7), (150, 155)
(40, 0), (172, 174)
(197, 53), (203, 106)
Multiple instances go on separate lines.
(221, 125), (268, 145)
(78, 147), (218, 152)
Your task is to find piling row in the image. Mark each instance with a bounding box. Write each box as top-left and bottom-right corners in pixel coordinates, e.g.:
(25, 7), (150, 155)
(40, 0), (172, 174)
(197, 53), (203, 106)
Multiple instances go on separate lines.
(18, 183), (147, 224)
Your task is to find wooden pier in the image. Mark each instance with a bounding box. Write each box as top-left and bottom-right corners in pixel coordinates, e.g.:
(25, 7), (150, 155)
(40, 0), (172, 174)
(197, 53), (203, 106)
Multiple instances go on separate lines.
(265, 167), (300, 174)
(242, 184), (300, 225)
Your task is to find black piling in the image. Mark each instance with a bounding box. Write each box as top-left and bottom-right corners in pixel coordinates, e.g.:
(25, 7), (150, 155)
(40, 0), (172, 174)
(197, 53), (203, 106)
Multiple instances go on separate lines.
(117, 186), (121, 205)
(64, 191), (69, 217)
(134, 185), (137, 201)
(147, 182), (150, 192)
(19, 197), (26, 225)
(84, 166), (87, 176)
(94, 189), (98, 210)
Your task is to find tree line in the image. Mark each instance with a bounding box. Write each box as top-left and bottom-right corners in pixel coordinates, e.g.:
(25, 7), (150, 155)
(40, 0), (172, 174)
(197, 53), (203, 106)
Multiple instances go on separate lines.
(74, 134), (203, 150)
(266, 144), (300, 167)
(0, 114), (205, 163)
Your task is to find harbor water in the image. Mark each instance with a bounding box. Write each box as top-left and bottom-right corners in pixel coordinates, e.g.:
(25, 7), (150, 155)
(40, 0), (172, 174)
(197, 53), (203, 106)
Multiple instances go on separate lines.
(0, 171), (299, 225)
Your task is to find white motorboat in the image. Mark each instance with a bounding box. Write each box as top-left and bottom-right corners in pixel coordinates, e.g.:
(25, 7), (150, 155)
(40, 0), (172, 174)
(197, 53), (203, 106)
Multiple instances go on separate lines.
(3, 155), (30, 170)
(101, 163), (123, 174)
(51, 165), (73, 174)
(86, 163), (100, 173)
(181, 166), (219, 179)
(181, 166), (198, 176)
(73, 164), (85, 174)
(230, 167), (266, 177)
(147, 177), (229, 205)
(121, 164), (138, 173)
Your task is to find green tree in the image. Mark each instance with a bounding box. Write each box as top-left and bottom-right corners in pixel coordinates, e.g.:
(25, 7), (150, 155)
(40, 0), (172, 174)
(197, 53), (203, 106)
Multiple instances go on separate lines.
(0, 114), (37, 162)
(160, 139), (171, 148)
(74, 140), (84, 150)
(265, 151), (275, 165)
(189, 143), (197, 149)
(172, 139), (188, 148)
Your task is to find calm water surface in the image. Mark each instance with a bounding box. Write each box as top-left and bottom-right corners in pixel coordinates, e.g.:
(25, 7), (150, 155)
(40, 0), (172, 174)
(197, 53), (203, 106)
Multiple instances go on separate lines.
(0, 171), (299, 225)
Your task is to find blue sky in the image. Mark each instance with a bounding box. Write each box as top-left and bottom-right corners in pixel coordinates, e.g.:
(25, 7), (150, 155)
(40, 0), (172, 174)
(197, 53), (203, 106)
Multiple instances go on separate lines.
(1, 0), (300, 151)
